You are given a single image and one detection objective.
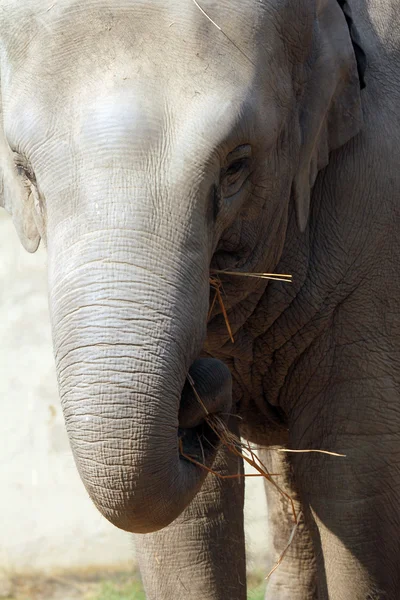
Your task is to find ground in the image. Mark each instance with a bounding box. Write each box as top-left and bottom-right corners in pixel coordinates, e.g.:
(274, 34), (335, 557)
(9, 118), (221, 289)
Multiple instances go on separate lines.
(1, 570), (266, 600)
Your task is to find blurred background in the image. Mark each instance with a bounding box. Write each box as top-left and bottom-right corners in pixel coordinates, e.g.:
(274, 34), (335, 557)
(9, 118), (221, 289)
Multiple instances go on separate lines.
(0, 210), (270, 598)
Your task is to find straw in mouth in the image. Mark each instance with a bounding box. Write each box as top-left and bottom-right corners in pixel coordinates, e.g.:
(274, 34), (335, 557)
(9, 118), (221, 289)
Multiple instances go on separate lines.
(208, 270), (292, 344)
(202, 268), (346, 577)
(181, 376), (346, 580)
(210, 269), (293, 283)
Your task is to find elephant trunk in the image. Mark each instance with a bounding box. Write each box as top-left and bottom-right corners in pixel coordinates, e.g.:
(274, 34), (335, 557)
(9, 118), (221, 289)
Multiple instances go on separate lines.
(47, 218), (231, 534)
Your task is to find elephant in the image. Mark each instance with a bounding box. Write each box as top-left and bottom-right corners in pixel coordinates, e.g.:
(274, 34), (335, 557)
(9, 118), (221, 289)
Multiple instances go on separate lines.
(1, 0), (400, 598)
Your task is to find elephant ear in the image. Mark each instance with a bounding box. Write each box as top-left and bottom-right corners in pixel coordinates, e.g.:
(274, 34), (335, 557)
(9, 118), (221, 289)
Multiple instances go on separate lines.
(0, 84), (41, 252)
(293, 0), (364, 232)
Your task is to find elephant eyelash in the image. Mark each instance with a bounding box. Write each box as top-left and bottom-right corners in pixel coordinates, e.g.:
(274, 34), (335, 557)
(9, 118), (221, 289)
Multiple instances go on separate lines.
(13, 152), (36, 184)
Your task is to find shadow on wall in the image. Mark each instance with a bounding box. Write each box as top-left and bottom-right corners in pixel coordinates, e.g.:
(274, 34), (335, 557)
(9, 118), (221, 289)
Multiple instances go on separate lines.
(0, 211), (269, 575)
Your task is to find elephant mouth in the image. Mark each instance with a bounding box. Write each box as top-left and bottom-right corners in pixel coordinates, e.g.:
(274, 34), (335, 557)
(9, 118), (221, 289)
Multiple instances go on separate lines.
(178, 358), (233, 469)
(178, 422), (220, 470)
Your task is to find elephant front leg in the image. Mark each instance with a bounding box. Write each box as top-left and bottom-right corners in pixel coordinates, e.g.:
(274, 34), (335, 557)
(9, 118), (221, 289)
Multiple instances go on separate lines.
(134, 420), (246, 600)
(290, 376), (400, 600)
(259, 448), (318, 600)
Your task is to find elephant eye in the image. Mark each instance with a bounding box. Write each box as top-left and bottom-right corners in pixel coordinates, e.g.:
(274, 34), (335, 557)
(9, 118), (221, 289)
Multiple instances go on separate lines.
(13, 152), (36, 184)
(221, 145), (252, 198)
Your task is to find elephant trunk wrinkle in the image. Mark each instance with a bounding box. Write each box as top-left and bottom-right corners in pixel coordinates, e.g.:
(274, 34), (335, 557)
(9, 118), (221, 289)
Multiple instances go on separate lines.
(58, 350), (200, 532)
(47, 232), (229, 533)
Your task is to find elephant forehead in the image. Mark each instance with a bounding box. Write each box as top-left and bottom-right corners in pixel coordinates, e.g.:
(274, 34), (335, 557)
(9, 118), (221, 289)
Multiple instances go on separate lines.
(78, 89), (161, 143)
(75, 82), (253, 170)
(2, 0), (288, 162)
(2, 0), (281, 92)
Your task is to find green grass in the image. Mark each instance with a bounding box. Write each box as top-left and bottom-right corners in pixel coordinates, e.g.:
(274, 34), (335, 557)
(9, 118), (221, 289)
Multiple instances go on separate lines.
(86, 579), (146, 600)
(247, 571), (266, 600)
(247, 582), (266, 600)
(86, 575), (265, 600)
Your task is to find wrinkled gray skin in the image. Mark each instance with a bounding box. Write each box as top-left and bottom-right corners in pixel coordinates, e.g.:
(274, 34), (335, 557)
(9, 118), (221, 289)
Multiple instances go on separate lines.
(1, 0), (400, 598)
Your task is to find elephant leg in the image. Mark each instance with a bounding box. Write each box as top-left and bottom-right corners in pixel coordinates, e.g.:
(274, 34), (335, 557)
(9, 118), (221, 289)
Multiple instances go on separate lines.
(291, 378), (400, 600)
(259, 448), (318, 600)
(134, 418), (246, 600)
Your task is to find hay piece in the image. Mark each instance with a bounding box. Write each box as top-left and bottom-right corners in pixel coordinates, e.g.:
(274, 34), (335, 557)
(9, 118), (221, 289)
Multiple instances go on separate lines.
(278, 448), (346, 457)
(209, 277), (234, 343)
(179, 439), (279, 480)
(208, 270), (293, 343)
(265, 514), (302, 581)
(181, 377), (346, 580)
(210, 269), (293, 283)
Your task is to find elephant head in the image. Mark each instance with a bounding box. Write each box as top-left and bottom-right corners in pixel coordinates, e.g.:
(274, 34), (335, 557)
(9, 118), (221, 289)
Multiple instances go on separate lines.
(0, 0), (363, 533)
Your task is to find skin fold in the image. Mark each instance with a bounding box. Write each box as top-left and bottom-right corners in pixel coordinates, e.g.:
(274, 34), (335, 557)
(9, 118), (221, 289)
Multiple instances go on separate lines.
(1, 0), (400, 598)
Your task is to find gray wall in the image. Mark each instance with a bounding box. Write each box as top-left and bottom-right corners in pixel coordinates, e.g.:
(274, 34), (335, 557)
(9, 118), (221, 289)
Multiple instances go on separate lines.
(0, 211), (268, 575)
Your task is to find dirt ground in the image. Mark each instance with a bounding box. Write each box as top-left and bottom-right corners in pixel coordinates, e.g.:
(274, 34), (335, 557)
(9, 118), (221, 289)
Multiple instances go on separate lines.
(0, 570), (140, 600)
(6, 576), (85, 600)
(0, 570), (266, 600)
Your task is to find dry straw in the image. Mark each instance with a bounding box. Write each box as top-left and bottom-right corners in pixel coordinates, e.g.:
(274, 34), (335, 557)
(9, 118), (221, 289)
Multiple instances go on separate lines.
(180, 395), (300, 580)
(181, 269), (345, 579)
(208, 269), (292, 344)
(182, 377), (346, 580)
(211, 269), (293, 283)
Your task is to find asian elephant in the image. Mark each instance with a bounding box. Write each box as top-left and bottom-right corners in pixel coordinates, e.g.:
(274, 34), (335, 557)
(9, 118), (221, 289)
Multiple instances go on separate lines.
(1, 0), (399, 598)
